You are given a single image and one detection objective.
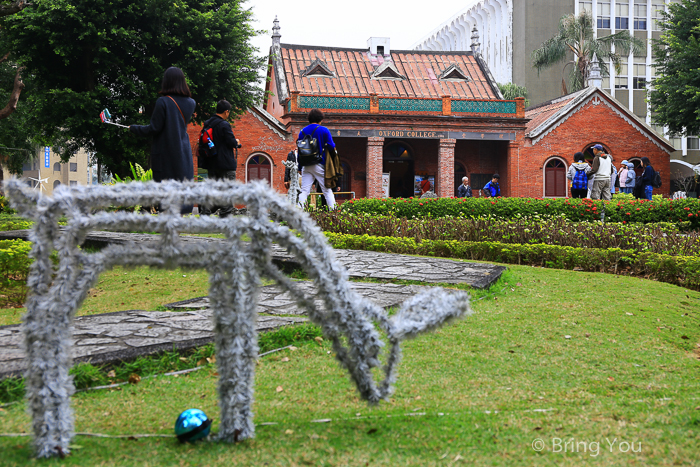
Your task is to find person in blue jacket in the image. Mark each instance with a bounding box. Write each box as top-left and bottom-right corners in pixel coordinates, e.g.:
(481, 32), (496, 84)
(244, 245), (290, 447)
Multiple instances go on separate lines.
(483, 174), (501, 198)
(297, 109), (337, 209)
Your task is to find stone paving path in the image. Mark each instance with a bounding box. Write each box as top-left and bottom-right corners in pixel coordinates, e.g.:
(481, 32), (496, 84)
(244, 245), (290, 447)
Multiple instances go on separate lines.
(0, 230), (504, 288)
(0, 230), (505, 379)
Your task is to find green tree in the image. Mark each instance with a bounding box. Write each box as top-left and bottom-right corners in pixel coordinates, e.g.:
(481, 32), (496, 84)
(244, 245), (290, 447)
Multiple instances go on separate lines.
(531, 11), (645, 94)
(1, 0), (264, 177)
(498, 83), (530, 108)
(649, 0), (700, 136)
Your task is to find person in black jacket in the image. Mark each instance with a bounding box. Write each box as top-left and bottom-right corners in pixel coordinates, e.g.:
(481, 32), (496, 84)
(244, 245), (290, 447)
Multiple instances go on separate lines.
(639, 156), (655, 200)
(199, 100), (240, 217)
(130, 67), (196, 183)
(129, 67), (196, 214)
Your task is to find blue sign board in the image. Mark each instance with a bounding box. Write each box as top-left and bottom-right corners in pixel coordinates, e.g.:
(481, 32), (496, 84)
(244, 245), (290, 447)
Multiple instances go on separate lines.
(44, 147), (50, 168)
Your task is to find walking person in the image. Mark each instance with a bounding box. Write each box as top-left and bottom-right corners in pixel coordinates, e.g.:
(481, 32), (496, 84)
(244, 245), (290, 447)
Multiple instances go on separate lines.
(199, 99), (241, 217)
(130, 66), (196, 213)
(483, 174), (501, 198)
(457, 176), (472, 198)
(297, 109), (338, 210)
(567, 152), (590, 199)
(640, 156), (655, 200)
(284, 148), (299, 192)
(588, 144), (613, 200)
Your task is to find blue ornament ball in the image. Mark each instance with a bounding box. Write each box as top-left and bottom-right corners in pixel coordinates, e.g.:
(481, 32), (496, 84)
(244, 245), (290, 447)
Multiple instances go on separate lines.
(175, 408), (212, 443)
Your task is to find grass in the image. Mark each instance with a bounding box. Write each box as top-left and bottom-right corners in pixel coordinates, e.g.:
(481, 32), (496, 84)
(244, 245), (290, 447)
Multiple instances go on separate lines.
(1, 265), (699, 465)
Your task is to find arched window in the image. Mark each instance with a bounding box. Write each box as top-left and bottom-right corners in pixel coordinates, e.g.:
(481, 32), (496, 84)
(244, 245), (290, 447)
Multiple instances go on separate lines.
(53, 180), (61, 189)
(544, 158), (567, 197)
(454, 162), (467, 197)
(246, 154), (272, 184)
(383, 141), (413, 159)
(53, 162), (61, 172)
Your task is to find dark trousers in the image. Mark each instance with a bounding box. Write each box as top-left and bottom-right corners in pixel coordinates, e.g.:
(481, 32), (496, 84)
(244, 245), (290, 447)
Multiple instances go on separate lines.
(201, 169), (237, 216)
(570, 188), (588, 199)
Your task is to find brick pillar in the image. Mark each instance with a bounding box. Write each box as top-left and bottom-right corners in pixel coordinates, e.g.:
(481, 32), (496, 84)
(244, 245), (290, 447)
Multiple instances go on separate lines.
(366, 137), (384, 198)
(437, 138), (456, 198)
(441, 95), (451, 116)
(370, 93), (379, 114)
(507, 140), (520, 197)
(515, 97), (525, 118)
(290, 92), (299, 113)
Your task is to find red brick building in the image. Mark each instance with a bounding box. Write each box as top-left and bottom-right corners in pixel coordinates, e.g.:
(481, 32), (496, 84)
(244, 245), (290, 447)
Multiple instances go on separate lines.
(261, 20), (527, 199)
(521, 87), (673, 198)
(188, 20), (672, 200)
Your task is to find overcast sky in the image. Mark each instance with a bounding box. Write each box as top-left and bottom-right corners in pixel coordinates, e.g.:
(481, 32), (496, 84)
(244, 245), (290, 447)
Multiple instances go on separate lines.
(248, 0), (470, 58)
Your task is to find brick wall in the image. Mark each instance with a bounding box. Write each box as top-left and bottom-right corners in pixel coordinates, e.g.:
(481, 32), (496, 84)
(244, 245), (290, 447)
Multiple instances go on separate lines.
(188, 109), (292, 194)
(519, 99), (672, 198)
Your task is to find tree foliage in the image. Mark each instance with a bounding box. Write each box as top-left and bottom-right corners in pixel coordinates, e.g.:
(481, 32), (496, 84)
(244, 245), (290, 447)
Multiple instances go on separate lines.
(649, 0), (700, 136)
(1, 0), (265, 177)
(497, 83), (530, 108)
(531, 11), (645, 94)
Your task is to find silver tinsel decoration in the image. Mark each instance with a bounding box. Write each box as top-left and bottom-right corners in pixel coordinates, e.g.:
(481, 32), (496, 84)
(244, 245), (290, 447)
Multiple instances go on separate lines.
(282, 158), (301, 206)
(4, 179), (471, 458)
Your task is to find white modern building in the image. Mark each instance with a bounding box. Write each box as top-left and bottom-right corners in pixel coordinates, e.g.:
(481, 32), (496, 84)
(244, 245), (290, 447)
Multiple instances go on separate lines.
(413, 0), (699, 167)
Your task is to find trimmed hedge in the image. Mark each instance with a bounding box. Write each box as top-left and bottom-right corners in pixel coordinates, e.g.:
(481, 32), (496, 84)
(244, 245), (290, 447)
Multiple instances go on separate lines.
(339, 197), (700, 229)
(325, 233), (700, 291)
(310, 212), (699, 256)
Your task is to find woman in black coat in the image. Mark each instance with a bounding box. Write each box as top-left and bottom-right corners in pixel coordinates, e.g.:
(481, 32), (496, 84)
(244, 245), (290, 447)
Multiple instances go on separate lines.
(130, 67), (196, 183)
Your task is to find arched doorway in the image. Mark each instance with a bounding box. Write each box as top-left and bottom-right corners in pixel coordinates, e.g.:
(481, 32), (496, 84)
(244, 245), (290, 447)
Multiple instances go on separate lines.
(382, 141), (414, 198)
(544, 158), (567, 197)
(454, 162), (467, 197)
(246, 154), (272, 184)
(628, 158), (643, 177)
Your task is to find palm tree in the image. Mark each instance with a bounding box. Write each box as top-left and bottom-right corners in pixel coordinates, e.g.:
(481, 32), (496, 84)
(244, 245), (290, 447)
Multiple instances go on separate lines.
(531, 11), (645, 95)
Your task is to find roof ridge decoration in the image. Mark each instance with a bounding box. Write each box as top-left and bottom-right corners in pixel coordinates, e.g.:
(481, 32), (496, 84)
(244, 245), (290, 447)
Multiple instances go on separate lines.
(301, 58), (336, 78)
(371, 61), (407, 81)
(438, 64), (470, 82)
(527, 87), (674, 153)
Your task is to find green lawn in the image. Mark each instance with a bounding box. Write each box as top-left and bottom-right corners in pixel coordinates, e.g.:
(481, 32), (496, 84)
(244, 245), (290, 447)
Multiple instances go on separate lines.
(2, 264), (699, 465)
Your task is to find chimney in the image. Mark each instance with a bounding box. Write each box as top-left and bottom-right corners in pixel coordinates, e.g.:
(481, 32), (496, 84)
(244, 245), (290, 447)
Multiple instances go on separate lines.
(272, 16), (281, 47)
(368, 37), (390, 56)
(470, 26), (481, 55)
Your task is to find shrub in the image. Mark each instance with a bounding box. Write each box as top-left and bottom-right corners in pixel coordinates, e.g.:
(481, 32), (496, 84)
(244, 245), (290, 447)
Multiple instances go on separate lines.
(324, 233), (700, 291)
(0, 239), (32, 307)
(0, 214), (33, 232)
(311, 212), (699, 256)
(340, 197), (700, 229)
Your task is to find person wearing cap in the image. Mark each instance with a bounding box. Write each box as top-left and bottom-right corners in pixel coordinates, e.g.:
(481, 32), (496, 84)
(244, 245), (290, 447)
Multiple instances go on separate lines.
(457, 176), (472, 198)
(420, 179), (437, 199)
(619, 160), (629, 194)
(588, 144), (613, 200)
(624, 161), (636, 193)
(483, 174), (501, 198)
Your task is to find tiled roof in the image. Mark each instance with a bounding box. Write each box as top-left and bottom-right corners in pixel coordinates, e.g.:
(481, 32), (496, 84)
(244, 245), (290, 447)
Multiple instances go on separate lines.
(524, 89), (587, 135)
(525, 87), (674, 152)
(279, 44), (499, 100)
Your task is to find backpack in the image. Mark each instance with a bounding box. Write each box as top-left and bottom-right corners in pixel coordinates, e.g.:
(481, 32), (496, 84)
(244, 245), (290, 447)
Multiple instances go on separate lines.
(652, 170), (662, 188)
(296, 126), (323, 167)
(198, 125), (217, 158)
(572, 167), (588, 190)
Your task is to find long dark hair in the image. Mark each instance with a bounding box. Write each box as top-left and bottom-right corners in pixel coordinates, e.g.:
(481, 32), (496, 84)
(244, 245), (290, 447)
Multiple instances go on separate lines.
(159, 67), (191, 97)
(641, 156), (651, 167)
